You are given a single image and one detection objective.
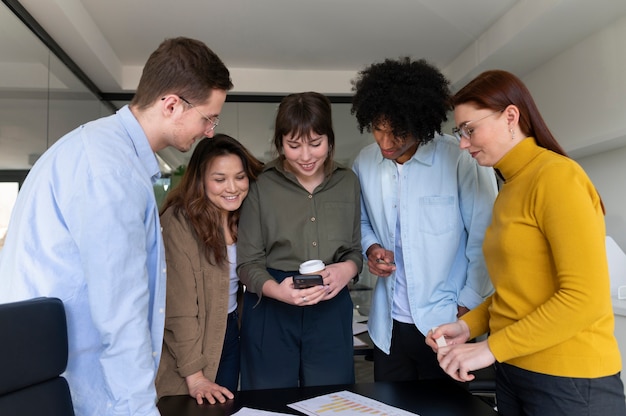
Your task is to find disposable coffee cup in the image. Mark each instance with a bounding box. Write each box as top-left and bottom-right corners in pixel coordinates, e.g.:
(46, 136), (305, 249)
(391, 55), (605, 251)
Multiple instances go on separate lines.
(299, 259), (325, 275)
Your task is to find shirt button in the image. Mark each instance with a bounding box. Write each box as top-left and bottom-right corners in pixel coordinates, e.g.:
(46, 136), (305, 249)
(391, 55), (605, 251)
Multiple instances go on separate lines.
(159, 308), (164, 314)
(308, 194), (313, 199)
(312, 241), (318, 247)
(152, 351), (158, 357)
(311, 217), (316, 222)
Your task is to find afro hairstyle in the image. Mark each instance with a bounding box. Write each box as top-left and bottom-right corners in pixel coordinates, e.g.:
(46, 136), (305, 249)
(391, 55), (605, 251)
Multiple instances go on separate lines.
(351, 57), (452, 144)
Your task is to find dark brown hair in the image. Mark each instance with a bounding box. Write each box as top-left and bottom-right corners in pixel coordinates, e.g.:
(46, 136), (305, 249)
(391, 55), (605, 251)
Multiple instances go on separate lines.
(131, 37), (233, 109)
(452, 70), (567, 156)
(161, 134), (263, 264)
(273, 92), (335, 176)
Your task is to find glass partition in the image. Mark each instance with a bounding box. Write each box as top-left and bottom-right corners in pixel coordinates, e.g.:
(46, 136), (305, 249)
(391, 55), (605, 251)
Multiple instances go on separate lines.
(0, 2), (112, 171)
(0, 1), (112, 247)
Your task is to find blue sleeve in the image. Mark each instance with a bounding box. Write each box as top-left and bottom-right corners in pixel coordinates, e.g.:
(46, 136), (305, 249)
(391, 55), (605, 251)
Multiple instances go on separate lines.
(457, 152), (497, 308)
(352, 154), (380, 257)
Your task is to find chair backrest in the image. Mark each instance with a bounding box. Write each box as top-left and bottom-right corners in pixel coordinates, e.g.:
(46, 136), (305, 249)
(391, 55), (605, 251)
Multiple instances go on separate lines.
(607, 236), (626, 298)
(0, 297), (75, 416)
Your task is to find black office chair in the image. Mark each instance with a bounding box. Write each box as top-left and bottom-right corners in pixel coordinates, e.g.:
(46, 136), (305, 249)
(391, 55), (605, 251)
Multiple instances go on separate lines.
(0, 297), (75, 416)
(468, 364), (497, 409)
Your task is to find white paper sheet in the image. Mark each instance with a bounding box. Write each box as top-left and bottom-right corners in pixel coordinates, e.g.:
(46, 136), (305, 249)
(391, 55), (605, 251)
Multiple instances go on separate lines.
(232, 407), (294, 416)
(288, 390), (418, 416)
(352, 321), (368, 335)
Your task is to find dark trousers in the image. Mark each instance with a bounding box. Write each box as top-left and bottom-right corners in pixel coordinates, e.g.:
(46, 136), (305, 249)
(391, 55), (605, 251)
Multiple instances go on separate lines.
(214, 310), (240, 392)
(373, 319), (448, 382)
(240, 269), (354, 390)
(496, 362), (626, 416)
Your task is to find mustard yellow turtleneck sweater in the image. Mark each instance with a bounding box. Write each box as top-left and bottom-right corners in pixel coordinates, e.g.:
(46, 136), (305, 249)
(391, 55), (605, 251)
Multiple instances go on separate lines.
(462, 137), (621, 377)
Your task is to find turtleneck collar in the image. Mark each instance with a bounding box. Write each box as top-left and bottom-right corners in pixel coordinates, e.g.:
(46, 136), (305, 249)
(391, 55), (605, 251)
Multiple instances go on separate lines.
(493, 137), (543, 183)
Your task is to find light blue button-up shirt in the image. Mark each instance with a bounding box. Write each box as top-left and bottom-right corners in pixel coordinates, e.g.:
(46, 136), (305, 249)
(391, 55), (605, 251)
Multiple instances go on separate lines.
(0, 105), (166, 416)
(352, 135), (496, 354)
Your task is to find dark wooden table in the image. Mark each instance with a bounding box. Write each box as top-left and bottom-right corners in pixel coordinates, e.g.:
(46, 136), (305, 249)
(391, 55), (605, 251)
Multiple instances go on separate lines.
(158, 379), (498, 416)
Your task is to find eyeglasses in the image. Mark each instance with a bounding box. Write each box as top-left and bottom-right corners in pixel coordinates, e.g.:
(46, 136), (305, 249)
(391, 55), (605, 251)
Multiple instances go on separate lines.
(179, 96), (220, 131)
(452, 110), (503, 142)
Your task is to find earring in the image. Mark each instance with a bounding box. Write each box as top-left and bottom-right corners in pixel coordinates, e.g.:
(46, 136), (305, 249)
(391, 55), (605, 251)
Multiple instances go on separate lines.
(510, 129), (515, 140)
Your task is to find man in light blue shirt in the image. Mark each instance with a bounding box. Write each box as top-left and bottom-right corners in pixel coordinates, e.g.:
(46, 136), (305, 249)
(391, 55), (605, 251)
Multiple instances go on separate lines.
(351, 57), (497, 381)
(0, 37), (232, 415)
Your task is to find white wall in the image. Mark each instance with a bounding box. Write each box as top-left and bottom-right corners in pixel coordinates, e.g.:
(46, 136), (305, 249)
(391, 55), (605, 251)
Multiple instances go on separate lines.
(578, 147), (626, 252)
(522, 15), (626, 252)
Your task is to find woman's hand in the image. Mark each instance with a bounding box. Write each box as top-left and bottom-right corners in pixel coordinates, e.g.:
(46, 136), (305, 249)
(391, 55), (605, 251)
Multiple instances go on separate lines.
(185, 371), (234, 404)
(262, 260), (358, 305)
(425, 321), (471, 352)
(264, 277), (328, 306)
(436, 340), (495, 382)
(322, 260), (358, 300)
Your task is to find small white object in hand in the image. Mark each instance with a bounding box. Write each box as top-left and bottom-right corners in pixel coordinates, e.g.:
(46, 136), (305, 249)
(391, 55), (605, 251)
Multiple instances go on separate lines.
(435, 335), (447, 347)
(432, 326), (447, 347)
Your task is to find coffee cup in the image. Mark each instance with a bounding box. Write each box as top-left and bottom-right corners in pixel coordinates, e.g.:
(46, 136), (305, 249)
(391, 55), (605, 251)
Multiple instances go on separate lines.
(299, 259), (325, 275)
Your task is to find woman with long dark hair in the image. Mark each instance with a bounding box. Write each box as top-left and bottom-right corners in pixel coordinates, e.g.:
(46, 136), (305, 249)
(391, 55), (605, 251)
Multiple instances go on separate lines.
(156, 134), (262, 404)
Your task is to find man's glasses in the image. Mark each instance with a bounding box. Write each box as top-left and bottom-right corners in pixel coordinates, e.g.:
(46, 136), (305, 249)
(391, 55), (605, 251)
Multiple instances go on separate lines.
(178, 96), (220, 131)
(452, 110), (502, 142)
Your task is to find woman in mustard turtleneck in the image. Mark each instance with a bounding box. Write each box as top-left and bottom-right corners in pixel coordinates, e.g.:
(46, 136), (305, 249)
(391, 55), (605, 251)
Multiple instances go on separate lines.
(426, 70), (625, 416)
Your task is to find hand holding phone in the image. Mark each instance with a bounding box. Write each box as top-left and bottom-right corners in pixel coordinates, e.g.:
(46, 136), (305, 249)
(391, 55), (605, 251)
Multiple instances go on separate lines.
(293, 274), (324, 289)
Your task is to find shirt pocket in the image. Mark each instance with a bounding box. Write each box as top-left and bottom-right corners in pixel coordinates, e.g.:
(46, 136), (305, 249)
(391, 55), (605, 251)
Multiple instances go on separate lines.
(417, 196), (455, 235)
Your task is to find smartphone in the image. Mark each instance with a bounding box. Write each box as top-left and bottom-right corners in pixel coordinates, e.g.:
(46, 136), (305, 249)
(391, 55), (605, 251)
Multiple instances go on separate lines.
(293, 274), (324, 289)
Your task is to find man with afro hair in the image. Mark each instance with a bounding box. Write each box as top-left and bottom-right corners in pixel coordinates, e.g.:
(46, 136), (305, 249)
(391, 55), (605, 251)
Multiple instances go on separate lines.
(351, 57), (497, 381)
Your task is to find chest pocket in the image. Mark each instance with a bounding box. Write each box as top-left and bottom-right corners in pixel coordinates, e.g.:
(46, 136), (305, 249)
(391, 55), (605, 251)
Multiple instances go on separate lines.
(417, 196), (455, 235)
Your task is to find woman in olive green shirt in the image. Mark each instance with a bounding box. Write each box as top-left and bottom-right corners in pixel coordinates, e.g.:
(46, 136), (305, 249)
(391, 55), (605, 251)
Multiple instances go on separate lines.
(237, 92), (363, 390)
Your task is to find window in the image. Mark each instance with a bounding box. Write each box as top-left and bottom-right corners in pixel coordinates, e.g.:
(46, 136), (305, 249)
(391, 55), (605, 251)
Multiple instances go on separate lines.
(0, 181), (19, 249)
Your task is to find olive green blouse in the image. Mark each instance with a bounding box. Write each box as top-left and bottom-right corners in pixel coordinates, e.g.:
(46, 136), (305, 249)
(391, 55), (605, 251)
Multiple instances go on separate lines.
(236, 158), (363, 294)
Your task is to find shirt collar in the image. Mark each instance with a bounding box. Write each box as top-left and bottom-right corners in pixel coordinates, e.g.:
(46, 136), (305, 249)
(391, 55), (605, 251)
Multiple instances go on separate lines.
(264, 157), (343, 189)
(118, 105), (161, 183)
(264, 157), (342, 174)
(372, 135), (440, 167)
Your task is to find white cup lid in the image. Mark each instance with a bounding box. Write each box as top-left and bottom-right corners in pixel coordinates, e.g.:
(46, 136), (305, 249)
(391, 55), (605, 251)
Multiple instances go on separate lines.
(299, 259), (325, 274)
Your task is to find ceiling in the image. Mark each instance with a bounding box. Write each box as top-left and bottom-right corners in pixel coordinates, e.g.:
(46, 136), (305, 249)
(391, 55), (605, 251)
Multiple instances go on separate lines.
(13, 0), (626, 95)
(2, 0), (626, 171)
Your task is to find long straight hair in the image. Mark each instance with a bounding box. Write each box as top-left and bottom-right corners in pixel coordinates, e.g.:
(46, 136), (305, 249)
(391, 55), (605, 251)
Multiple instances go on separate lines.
(453, 70), (605, 213)
(452, 70), (567, 156)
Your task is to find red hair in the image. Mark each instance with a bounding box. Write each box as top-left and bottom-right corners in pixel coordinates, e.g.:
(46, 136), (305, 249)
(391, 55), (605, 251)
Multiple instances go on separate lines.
(452, 70), (567, 156)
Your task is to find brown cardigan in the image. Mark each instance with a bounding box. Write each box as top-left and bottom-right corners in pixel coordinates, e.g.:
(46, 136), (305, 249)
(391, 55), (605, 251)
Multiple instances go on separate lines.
(155, 206), (239, 398)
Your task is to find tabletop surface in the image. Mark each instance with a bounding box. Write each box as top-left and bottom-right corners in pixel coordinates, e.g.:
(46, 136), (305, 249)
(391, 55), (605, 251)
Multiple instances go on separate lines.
(158, 379), (498, 416)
